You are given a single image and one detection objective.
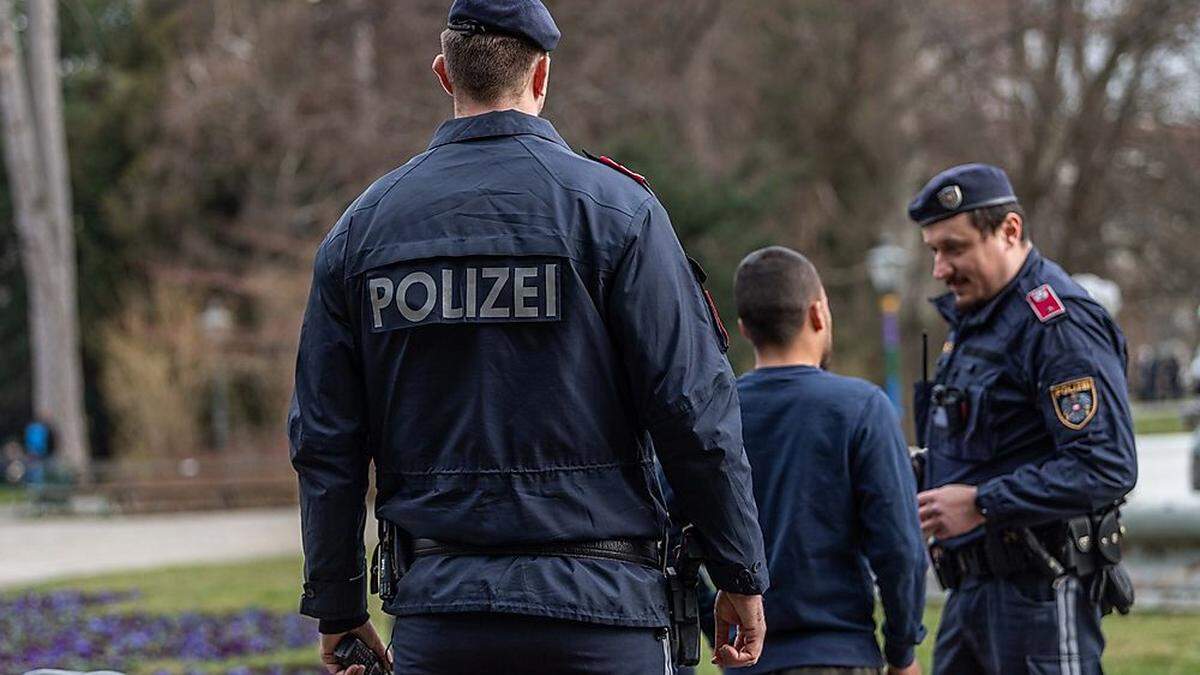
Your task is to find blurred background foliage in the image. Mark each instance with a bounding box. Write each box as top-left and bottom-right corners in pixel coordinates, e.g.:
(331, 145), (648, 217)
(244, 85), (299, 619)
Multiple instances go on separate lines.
(1, 0), (1198, 460)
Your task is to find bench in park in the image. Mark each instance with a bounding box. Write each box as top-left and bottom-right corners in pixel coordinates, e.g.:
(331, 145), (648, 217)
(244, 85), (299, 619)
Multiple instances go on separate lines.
(26, 454), (298, 514)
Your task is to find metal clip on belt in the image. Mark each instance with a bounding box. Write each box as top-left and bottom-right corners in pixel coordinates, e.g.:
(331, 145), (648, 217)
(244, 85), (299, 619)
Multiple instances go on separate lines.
(411, 538), (662, 569)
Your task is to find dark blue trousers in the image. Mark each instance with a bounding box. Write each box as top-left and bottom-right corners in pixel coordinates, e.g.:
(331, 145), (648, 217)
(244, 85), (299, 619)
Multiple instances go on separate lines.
(933, 573), (1104, 675)
(391, 612), (671, 674)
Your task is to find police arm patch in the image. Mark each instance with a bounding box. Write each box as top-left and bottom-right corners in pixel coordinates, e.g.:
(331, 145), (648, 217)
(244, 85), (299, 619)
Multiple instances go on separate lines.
(1026, 283), (1066, 322)
(1049, 376), (1098, 430)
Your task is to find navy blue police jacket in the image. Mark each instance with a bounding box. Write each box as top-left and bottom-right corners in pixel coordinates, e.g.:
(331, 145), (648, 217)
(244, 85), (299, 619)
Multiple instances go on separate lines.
(733, 367), (926, 672)
(920, 248), (1137, 548)
(288, 110), (769, 633)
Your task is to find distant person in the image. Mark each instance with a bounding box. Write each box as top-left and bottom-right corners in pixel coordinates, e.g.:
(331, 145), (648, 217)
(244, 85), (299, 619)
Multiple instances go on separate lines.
(910, 163), (1137, 674)
(23, 421), (53, 487)
(1160, 349), (1182, 400)
(1135, 344), (1156, 401)
(727, 246), (926, 675)
(1190, 348), (1200, 396)
(23, 420), (53, 458)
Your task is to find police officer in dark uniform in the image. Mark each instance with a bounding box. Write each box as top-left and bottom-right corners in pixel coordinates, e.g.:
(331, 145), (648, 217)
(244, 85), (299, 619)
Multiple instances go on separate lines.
(288, 1), (769, 673)
(909, 164), (1138, 674)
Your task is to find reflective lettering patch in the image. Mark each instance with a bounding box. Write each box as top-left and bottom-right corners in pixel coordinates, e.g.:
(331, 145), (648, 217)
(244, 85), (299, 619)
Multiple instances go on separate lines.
(366, 257), (563, 331)
(1050, 376), (1098, 430)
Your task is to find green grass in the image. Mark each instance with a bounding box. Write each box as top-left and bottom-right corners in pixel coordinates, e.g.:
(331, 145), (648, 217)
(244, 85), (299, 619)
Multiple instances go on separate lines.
(702, 603), (1200, 675)
(10, 557), (1200, 673)
(0, 483), (24, 504)
(1132, 401), (1191, 435)
(1134, 411), (1187, 435)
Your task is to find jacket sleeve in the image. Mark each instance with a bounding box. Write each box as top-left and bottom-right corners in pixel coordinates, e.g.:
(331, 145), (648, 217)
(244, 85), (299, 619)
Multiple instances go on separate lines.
(288, 219), (372, 633)
(976, 303), (1138, 525)
(851, 389), (927, 668)
(606, 198), (768, 595)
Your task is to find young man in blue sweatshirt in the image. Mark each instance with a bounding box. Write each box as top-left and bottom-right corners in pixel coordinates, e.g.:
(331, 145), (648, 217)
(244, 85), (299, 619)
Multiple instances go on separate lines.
(729, 246), (927, 674)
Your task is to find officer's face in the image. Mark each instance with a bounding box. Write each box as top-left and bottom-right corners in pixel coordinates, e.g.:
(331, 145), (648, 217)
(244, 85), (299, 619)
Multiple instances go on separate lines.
(922, 214), (1011, 309)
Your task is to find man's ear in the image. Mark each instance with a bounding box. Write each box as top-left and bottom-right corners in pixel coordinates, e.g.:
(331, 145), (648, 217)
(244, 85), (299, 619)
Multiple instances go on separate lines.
(432, 54), (454, 97)
(737, 318), (751, 342)
(808, 300), (826, 333)
(532, 54), (550, 102)
(1001, 211), (1023, 246)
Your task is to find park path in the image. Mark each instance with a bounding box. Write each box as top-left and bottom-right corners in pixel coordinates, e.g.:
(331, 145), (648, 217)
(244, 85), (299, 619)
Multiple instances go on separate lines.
(0, 433), (1193, 589)
(0, 507), (305, 588)
(1126, 432), (1199, 507)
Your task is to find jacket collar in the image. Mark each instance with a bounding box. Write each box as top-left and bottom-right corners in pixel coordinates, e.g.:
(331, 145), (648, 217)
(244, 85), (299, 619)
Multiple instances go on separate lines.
(428, 110), (569, 150)
(932, 247), (1043, 329)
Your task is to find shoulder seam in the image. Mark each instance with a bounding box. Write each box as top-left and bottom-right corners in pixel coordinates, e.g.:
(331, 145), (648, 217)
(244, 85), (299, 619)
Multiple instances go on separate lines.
(319, 226), (350, 279)
(853, 387), (886, 433)
(613, 196), (658, 271)
(512, 136), (643, 218)
(353, 148), (440, 213)
(847, 388), (884, 469)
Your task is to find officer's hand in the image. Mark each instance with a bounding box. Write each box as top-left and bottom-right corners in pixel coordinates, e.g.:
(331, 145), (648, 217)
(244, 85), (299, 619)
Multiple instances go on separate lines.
(918, 484), (985, 540)
(712, 591), (765, 668)
(319, 618), (392, 675)
(887, 661), (922, 675)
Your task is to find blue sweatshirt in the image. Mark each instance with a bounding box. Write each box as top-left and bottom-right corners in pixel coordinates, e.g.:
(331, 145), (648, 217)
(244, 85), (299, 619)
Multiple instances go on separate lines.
(735, 366), (926, 671)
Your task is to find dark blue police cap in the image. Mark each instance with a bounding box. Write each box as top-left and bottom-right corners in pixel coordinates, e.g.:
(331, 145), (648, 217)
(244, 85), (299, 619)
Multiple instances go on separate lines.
(907, 163), (1017, 226)
(448, 0), (561, 52)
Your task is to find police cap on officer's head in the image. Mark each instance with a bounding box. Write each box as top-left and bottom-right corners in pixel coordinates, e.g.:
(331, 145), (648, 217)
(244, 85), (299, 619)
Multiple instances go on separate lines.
(907, 163), (1017, 227)
(447, 0), (561, 52)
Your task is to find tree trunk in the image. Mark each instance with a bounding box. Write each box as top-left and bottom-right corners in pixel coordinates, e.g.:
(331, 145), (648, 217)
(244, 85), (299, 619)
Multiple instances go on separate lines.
(350, 0), (378, 137)
(0, 0), (90, 475)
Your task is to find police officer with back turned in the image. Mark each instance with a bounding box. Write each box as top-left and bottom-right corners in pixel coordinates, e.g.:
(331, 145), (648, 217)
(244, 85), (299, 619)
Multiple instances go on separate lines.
(910, 163), (1137, 674)
(288, 1), (769, 673)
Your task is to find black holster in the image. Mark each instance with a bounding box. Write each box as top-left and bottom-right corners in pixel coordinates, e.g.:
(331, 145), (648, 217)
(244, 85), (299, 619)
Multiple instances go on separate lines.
(1058, 507), (1133, 615)
(930, 502), (1133, 616)
(929, 544), (961, 591)
(370, 519), (412, 604)
(1011, 505), (1134, 615)
(665, 525), (704, 667)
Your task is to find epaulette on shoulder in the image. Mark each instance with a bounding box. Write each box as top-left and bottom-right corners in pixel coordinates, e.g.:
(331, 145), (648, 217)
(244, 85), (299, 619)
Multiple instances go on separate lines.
(1025, 283), (1068, 323)
(581, 149), (652, 192)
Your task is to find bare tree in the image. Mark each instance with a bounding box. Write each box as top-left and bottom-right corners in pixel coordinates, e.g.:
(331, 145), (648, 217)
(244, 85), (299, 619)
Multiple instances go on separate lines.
(0, 0), (89, 474)
(915, 0), (1200, 270)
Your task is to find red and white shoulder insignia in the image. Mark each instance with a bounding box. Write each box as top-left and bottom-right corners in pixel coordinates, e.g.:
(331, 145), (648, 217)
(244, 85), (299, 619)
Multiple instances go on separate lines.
(1026, 284), (1066, 322)
(598, 155), (648, 186)
(582, 149), (651, 190)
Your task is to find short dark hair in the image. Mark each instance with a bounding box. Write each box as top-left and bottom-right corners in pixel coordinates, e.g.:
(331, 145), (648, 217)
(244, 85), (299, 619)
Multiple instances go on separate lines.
(734, 246), (823, 349)
(440, 29), (543, 104)
(968, 202), (1028, 240)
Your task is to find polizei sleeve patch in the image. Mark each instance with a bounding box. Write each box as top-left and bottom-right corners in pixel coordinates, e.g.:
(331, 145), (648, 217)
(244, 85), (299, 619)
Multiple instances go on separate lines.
(1049, 376), (1098, 430)
(1026, 283), (1066, 322)
(365, 256), (564, 332)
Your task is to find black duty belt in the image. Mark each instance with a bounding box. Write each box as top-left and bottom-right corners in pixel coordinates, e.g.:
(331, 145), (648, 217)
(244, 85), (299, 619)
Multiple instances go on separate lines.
(936, 540), (1010, 578)
(411, 538), (662, 569)
(932, 529), (1040, 589)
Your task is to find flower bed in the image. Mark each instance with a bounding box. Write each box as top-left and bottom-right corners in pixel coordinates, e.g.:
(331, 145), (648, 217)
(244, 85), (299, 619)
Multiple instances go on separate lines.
(0, 589), (322, 674)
